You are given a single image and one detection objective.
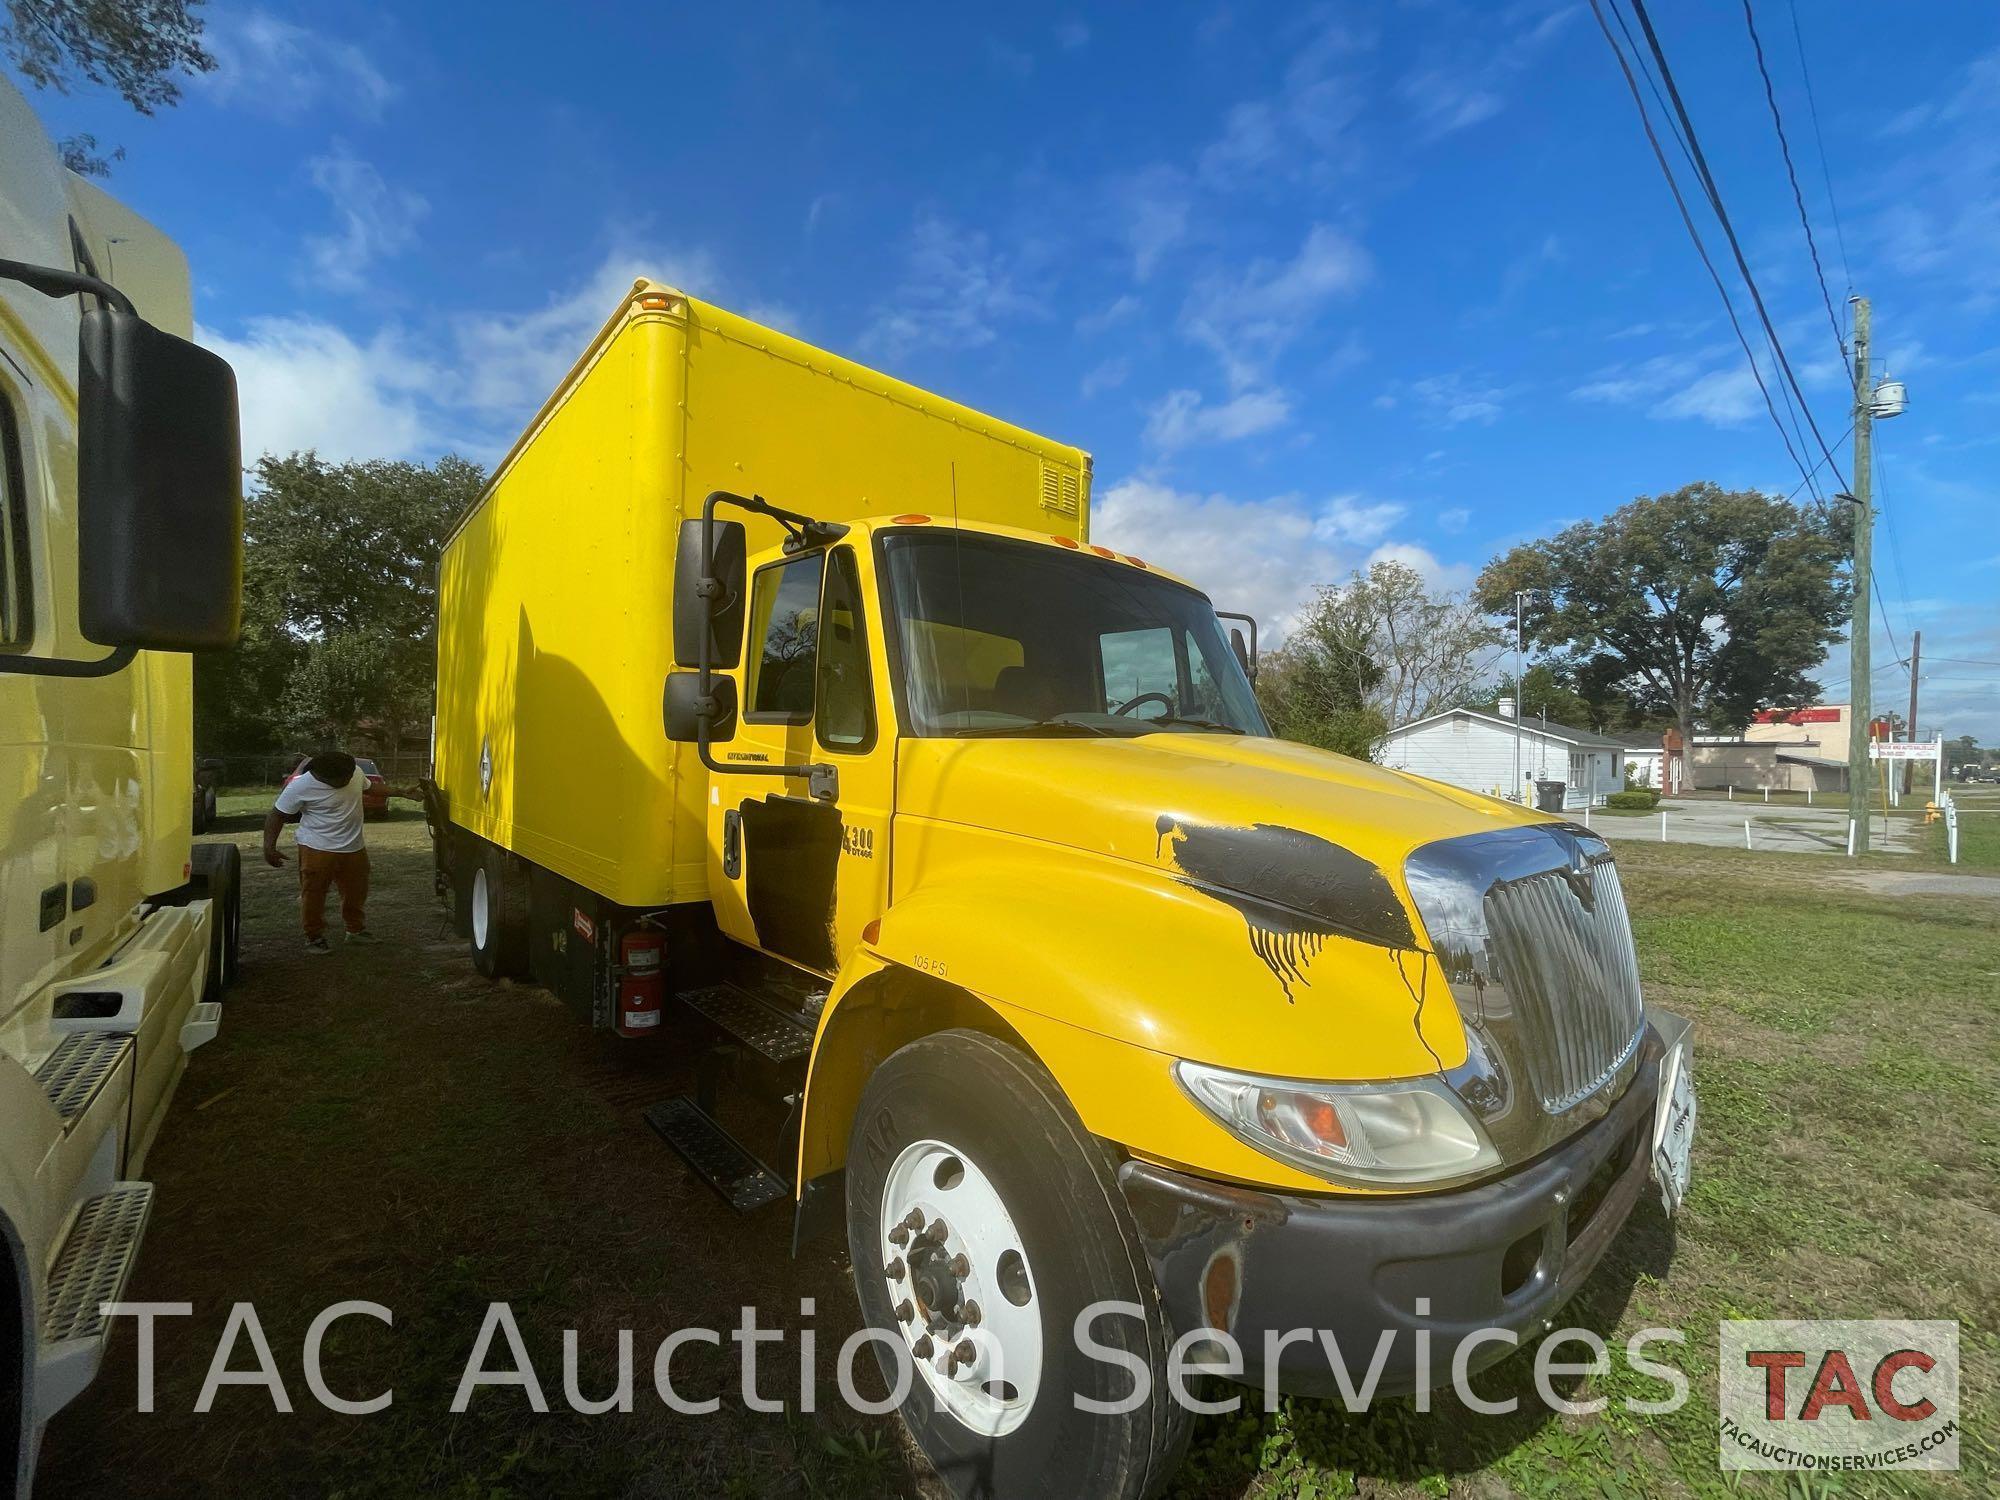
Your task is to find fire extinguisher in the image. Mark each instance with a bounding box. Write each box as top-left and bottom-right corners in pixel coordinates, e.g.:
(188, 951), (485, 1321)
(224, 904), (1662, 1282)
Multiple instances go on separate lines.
(616, 929), (665, 1037)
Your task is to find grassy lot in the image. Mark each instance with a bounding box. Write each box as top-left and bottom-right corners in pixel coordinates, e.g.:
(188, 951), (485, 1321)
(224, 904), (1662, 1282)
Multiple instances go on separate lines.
(1936, 786), (2000, 870)
(36, 819), (1998, 1499)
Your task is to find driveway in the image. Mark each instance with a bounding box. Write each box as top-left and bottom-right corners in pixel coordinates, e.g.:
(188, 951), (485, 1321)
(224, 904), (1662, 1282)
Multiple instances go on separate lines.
(1584, 798), (1925, 855)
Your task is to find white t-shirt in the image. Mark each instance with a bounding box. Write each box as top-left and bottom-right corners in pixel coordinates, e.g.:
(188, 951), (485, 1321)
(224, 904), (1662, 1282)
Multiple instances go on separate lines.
(275, 771), (366, 854)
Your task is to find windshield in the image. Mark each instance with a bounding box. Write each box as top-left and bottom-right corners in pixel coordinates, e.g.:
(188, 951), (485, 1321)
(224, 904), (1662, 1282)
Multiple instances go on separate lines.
(879, 530), (1267, 738)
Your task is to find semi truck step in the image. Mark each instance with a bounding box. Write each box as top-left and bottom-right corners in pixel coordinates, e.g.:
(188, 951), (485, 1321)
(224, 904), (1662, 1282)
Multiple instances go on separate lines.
(42, 1182), (154, 1344)
(180, 1000), (223, 1052)
(644, 1095), (791, 1214)
(35, 1030), (134, 1125)
(681, 984), (814, 1064)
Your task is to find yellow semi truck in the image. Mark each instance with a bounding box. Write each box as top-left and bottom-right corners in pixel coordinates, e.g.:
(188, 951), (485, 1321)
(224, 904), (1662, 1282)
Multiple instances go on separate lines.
(0, 79), (243, 1490)
(431, 283), (1694, 1495)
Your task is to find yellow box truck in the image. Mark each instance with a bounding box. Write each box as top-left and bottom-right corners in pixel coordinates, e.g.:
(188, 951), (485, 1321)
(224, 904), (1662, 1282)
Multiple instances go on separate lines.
(1, 77), (244, 1491)
(431, 282), (1695, 1497)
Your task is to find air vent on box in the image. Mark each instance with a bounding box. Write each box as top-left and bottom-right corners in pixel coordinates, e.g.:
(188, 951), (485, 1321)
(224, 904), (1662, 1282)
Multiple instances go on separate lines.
(1039, 464), (1080, 518)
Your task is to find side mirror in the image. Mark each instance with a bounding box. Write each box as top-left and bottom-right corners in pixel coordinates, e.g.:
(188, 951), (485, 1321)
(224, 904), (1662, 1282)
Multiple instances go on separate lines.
(1218, 611), (1259, 682)
(78, 305), (243, 649)
(664, 671), (738, 743)
(673, 517), (746, 669)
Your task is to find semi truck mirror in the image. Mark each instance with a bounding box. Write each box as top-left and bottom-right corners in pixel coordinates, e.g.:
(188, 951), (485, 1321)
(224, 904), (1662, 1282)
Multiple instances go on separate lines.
(1230, 627), (1253, 681)
(673, 517), (747, 669)
(76, 304), (243, 649)
(664, 671), (738, 742)
(1218, 611), (1260, 682)
(77, 303), (243, 650)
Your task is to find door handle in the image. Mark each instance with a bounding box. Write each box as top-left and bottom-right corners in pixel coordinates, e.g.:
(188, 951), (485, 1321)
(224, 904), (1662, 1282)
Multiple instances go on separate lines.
(39, 882), (66, 932)
(723, 808), (742, 880)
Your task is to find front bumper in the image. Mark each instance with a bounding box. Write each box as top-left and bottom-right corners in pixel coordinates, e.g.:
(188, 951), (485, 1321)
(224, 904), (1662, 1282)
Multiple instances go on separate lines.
(1119, 1027), (1662, 1398)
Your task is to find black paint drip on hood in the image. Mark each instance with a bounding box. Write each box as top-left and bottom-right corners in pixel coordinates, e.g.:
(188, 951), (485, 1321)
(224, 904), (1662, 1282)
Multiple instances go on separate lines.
(1155, 815), (1417, 1002)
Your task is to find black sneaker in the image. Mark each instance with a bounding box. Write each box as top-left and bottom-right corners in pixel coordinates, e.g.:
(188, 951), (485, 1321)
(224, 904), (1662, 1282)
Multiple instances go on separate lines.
(304, 936), (332, 956)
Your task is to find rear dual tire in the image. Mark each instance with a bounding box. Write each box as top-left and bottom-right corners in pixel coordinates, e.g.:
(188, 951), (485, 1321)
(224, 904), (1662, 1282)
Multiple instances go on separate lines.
(468, 844), (530, 980)
(845, 1030), (1189, 1500)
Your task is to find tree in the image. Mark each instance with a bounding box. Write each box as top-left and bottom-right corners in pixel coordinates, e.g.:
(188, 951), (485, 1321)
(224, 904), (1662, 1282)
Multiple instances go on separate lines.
(1255, 559), (1497, 757)
(1470, 663), (1592, 728)
(1474, 483), (1852, 777)
(4, 0), (214, 176)
(195, 453), (487, 760)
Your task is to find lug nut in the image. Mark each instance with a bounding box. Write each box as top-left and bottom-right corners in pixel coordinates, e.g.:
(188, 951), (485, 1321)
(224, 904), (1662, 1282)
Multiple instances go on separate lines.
(925, 1219), (949, 1243)
(954, 1339), (975, 1365)
(887, 1256), (906, 1281)
(895, 1300), (914, 1323)
(887, 1225), (909, 1247)
(901, 1209), (927, 1230)
(949, 1253), (970, 1277)
(912, 1334), (934, 1359)
(962, 1300), (982, 1326)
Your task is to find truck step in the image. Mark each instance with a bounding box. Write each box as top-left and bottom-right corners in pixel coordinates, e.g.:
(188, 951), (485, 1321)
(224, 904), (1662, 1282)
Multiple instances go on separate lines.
(681, 983), (814, 1064)
(180, 1000), (223, 1052)
(35, 1031), (134, 1125)
(644, 1095), (791, 1213)
(42, 1182), (154, 1344)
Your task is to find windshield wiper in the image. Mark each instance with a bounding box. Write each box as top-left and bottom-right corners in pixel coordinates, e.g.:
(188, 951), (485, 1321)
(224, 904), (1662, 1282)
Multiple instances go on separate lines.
(1137, 715), (1248, 734)
(952, 716), (1120, 738)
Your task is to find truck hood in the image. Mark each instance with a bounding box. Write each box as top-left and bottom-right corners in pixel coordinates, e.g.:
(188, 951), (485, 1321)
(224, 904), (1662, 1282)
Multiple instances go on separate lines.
(893, 733), (1561, 1080)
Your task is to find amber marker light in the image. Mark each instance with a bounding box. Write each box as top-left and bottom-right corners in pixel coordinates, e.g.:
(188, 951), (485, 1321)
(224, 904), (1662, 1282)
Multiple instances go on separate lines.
(892, 514), (931, 524)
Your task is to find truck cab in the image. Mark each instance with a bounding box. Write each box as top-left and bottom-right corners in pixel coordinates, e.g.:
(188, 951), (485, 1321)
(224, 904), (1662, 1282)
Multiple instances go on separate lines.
(0, 77), (244, 1493)
(433, 286), (1694, 1500)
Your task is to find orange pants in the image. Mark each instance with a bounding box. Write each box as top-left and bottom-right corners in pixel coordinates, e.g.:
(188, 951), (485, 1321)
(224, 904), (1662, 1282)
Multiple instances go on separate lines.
(298, 847), (370, 938)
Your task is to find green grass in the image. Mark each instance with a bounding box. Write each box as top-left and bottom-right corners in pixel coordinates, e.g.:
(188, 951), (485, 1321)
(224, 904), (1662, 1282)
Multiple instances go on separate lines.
(36, 828), (1999, 1499)
(1935, 787), (2000, 869)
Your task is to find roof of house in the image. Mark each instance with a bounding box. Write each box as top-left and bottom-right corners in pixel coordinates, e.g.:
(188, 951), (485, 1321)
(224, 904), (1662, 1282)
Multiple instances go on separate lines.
(1380, 707), (1629, 751)
(1604, 730), (1664, 751)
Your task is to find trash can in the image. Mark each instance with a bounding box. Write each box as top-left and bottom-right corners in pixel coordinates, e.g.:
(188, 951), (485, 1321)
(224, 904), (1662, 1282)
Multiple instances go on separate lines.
(1534, 780), (1566, 812)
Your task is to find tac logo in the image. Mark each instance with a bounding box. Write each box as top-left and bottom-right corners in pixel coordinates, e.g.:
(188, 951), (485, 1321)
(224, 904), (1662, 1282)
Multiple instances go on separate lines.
(1719, 1320), (1959, 1472)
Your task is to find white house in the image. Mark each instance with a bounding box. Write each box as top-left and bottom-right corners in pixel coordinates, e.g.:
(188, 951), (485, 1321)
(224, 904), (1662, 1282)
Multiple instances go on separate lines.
(1612, 731), (1664, 789)
(1374, 699), (1627, 811)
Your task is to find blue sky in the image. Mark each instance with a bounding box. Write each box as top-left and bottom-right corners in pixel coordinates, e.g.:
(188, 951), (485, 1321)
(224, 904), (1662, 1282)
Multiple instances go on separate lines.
(17, 1), (1999, 737)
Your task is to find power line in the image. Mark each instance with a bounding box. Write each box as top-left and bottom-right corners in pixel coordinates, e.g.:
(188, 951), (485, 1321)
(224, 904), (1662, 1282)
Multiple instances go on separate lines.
(1585, 0), (1821, 499)
(1743, 0), (1846, 361)
(1785, 0), (1853, 292)
(1626, 0), (1852, 493)
(1778, 420), (1852, 509)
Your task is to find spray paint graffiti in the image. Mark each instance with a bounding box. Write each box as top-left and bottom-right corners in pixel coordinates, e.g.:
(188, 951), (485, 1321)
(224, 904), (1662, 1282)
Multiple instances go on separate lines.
(1155, 815), (1417, 1002)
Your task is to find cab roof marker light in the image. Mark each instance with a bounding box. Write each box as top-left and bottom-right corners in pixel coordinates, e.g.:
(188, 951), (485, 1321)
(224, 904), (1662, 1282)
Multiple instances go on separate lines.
(1051, 535), (1080, 549)
(1088, 544), (1116, 559)
(892, 514), (932, 524)
(1173, 1060), (1503, 1190)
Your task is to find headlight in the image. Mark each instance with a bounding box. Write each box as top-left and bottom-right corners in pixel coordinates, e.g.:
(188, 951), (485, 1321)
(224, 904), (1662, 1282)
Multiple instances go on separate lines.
(1173, 1060), (1503, 1189)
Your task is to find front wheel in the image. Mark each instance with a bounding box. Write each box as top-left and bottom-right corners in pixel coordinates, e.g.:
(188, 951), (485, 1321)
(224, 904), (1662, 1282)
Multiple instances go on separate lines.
(845, 1029), (1188, 1500)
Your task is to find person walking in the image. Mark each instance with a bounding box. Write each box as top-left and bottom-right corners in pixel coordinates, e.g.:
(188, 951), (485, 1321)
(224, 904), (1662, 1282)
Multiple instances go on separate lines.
(262, 750), (386, 954)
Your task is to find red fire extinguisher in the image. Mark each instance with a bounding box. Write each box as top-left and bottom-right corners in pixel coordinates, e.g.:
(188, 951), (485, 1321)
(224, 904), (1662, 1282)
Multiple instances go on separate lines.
(616, 929), (665, 1038)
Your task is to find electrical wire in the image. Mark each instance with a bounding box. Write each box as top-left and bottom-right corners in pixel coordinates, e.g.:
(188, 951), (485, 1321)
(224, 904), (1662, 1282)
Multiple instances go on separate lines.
(1785, 0), (1853, 292)
(1743, 0), (1847, 361)
(1585, 0), (1820, 499)
(1626, 0), (1851, 493)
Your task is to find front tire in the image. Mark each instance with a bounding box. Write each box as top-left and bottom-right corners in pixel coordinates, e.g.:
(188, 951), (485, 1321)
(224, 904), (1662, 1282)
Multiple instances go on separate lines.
(469, 844), (530, 979)
(189, 842), (241, 1001)
(845, 1029), (1188, 1500)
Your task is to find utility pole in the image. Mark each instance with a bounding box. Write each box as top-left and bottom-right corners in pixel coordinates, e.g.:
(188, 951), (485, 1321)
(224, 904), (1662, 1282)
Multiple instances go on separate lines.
(1512, 589), (1531, 802)
(1845, 296), (1874, 853)
(1906, 629), (1921, 799)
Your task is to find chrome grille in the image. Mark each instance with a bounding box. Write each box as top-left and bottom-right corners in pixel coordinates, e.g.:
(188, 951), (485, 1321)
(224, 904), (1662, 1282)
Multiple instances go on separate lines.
(1482, 854), (1644, 1114)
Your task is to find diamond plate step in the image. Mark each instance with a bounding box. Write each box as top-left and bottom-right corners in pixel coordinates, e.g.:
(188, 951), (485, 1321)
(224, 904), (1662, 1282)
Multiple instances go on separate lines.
(681, 984), (813, 1063)
(42, 1183), (153, 1344)
(35, 1031), (134, 1125)
(644, 1095), (790, 1213)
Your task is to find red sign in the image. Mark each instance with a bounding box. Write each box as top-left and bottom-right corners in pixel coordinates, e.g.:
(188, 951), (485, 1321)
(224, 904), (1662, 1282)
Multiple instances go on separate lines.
(1752, 707), (1842, 726)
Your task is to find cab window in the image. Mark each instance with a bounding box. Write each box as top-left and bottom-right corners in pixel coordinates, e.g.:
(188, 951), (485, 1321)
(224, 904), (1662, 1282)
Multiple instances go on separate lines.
(745, 552), (824, 722)
(815, 547), (874, 750)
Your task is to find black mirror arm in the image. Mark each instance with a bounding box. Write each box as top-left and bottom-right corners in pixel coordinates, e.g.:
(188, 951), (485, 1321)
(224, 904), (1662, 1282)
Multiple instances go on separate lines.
(0, 259), (144, 677)
(694, 490), (842, 802)
(0, 257), (137, 316)
(1217, 610), (1260, 681)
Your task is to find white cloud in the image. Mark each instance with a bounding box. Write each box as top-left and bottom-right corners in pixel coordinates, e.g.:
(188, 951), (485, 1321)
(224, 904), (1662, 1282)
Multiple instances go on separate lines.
(1055, 19), (1091, 50)
(199, 10), (394, 121)
(1077, 293), (1140, 336)
(1093, 479), (1436, 636)
(1081, 357), (1130, 399)
(1368, 540), (1473, 591)
(197, 317), (435, 462)
(1651, 366), (1763, 427)
(859, 216), (1038, 360)
(1399, 5), (1577, 140)
(1111, 165), (1193, 282)
(304, 146), (427, 293)
(1571, 345), (1786, 429)
(1438, 506), (1472, 534)
(1143, 388), (1292, 450)
(1184, 224), (1371, 391)
(1404, 371), (1510, 426)
(986, 38), (1035, 78)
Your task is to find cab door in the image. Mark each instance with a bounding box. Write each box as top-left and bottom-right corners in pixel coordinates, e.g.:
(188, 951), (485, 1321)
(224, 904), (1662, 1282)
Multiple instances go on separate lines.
(705, 543), (892, 978)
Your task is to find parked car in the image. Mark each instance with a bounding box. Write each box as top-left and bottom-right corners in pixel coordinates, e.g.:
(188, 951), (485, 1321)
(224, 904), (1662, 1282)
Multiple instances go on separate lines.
(283, 755), (392, 817)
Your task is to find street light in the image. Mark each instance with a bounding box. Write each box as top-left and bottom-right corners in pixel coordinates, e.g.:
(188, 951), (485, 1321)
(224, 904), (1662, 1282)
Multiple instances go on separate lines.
(1512, 588), (1541, 803)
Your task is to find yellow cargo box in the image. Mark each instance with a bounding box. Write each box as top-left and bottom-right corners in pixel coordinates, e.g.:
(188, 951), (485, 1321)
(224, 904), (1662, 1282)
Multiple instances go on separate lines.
(435, 283), (1092, 907)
